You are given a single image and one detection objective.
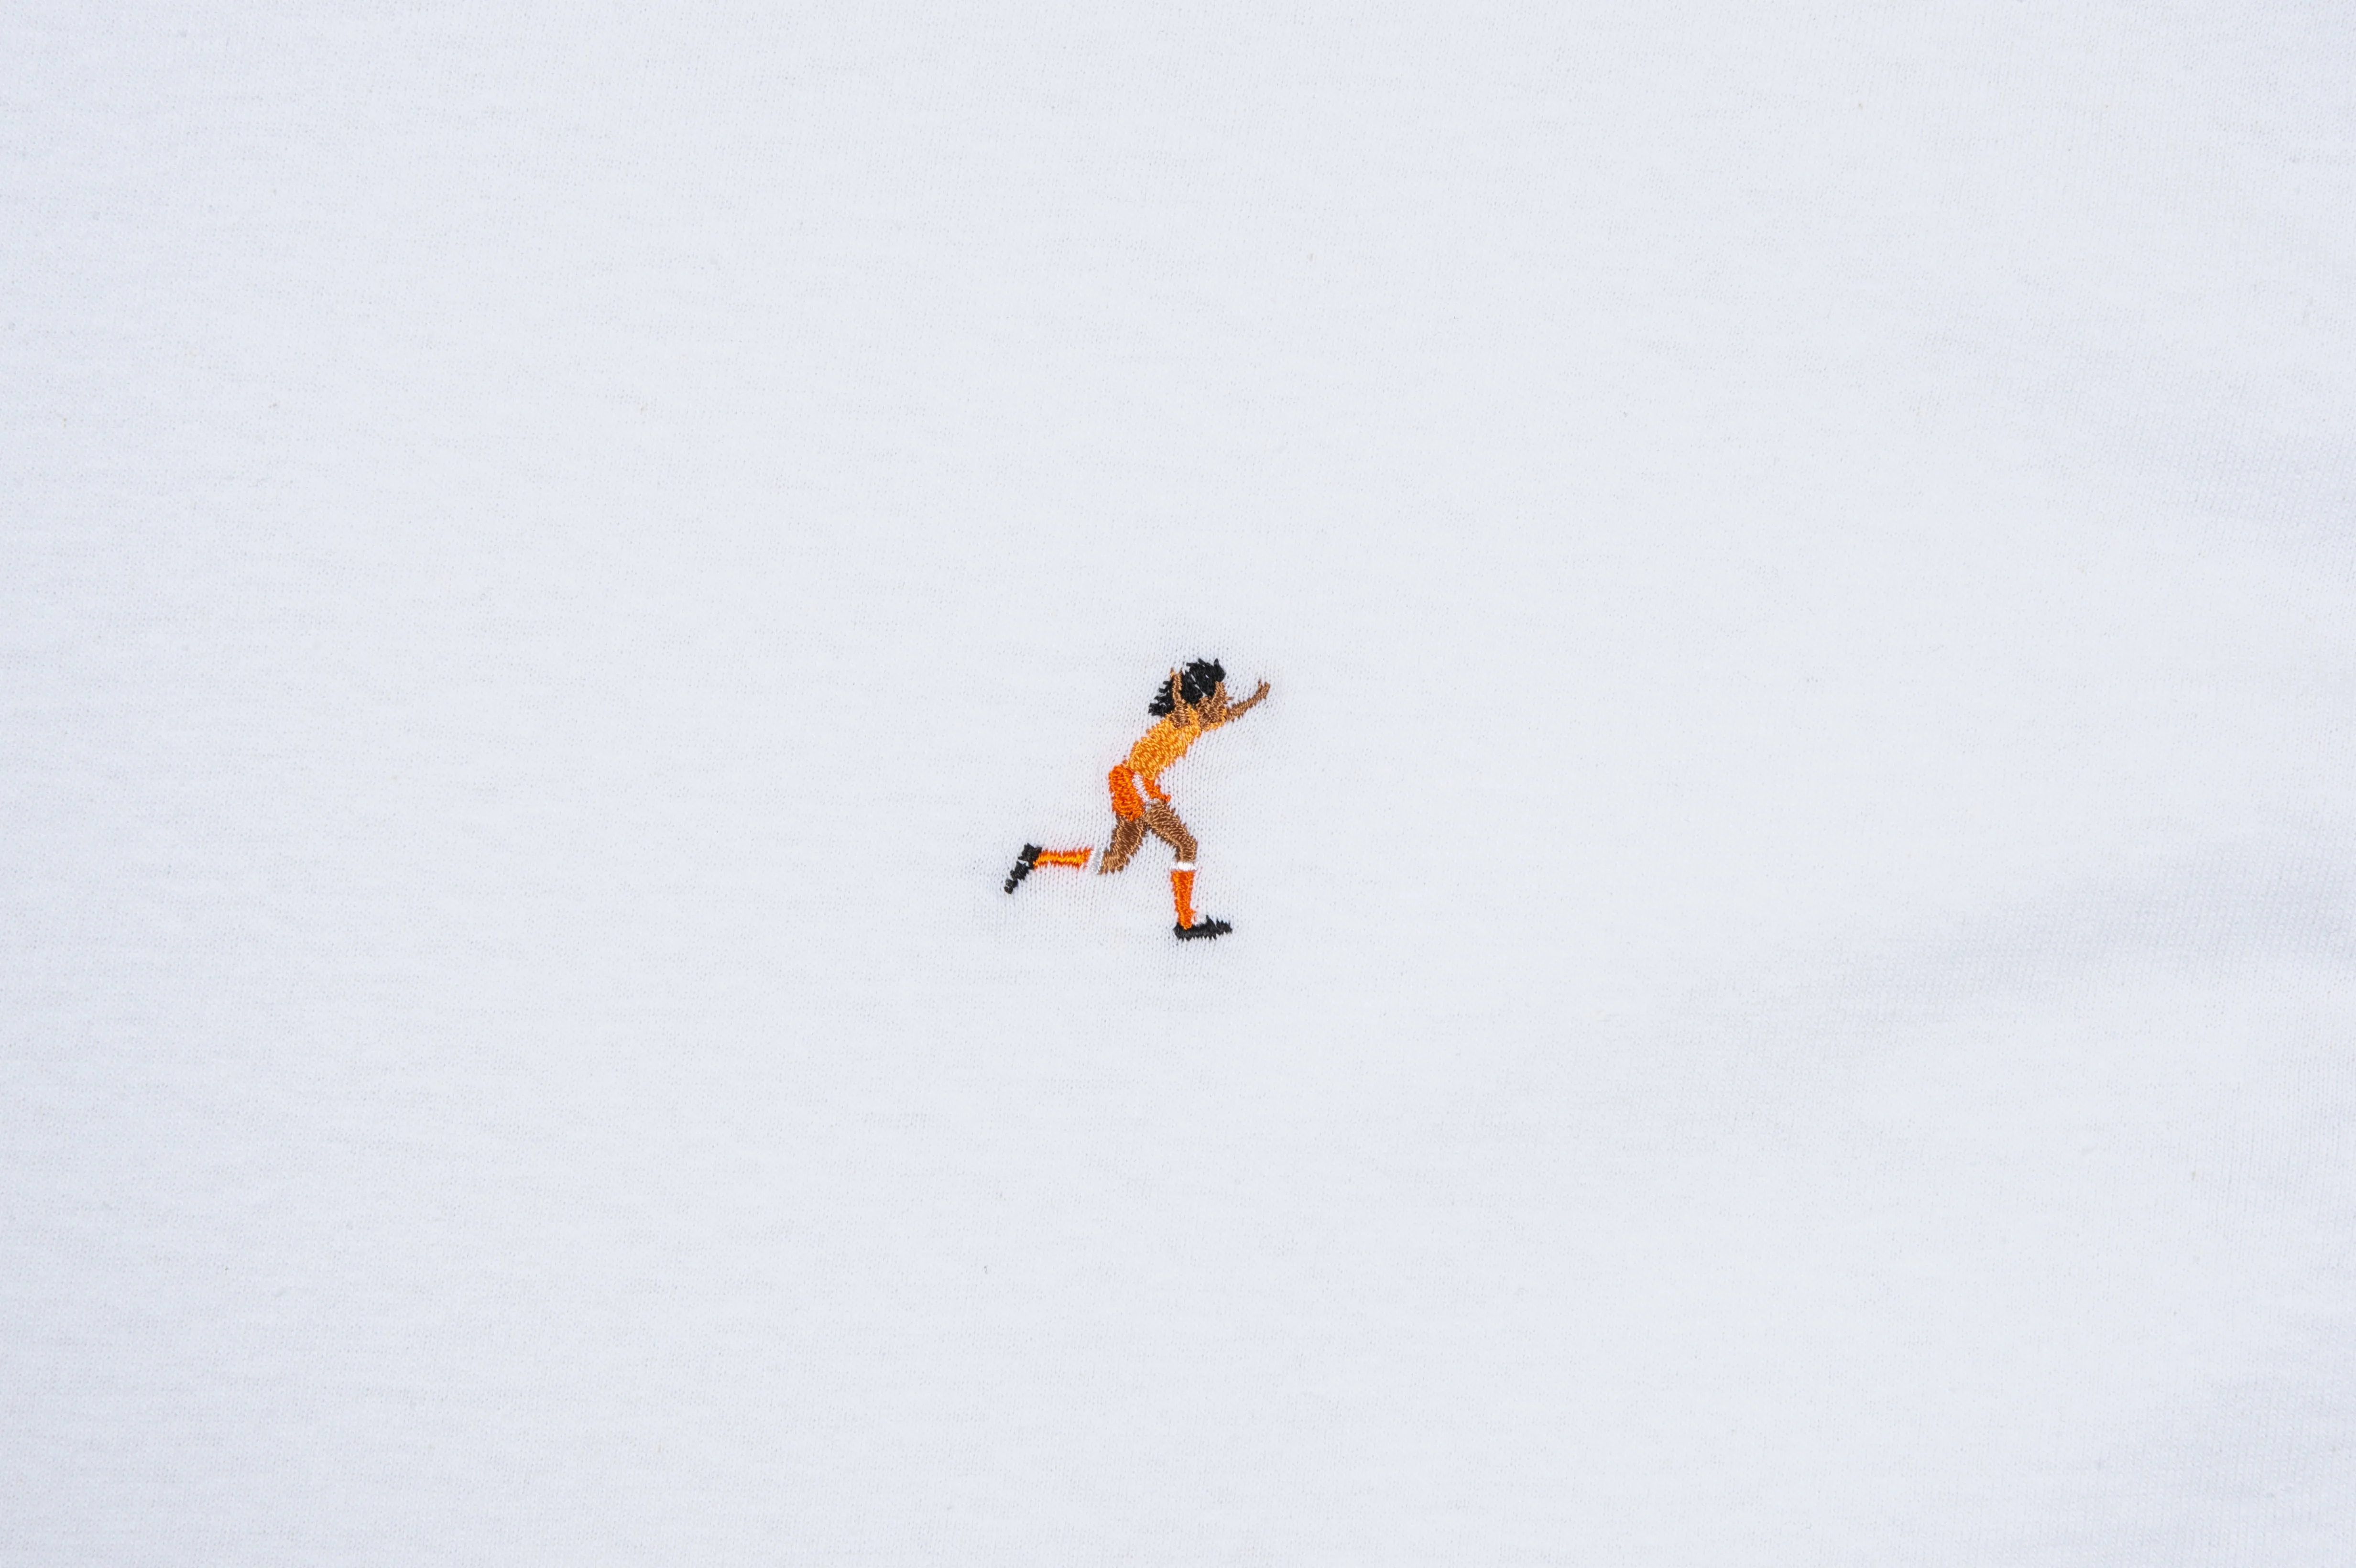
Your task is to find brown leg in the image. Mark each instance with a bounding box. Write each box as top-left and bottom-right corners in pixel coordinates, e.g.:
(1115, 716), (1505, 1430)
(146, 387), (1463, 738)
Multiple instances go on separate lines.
(1142, 803), (1197, 862)
(1100, 817), (1146, 873)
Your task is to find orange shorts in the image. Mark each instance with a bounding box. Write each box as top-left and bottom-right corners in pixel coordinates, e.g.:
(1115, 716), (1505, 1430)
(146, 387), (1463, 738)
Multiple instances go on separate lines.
(1108, 765), (1151, 821)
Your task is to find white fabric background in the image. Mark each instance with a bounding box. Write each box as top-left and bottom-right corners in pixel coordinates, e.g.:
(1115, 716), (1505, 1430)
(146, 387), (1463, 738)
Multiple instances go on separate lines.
(5, 3), (2352, 1562)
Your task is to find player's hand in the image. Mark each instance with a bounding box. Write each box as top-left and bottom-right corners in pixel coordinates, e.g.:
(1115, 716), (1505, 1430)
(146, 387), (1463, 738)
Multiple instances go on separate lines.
(1251, 679), (1270, 700)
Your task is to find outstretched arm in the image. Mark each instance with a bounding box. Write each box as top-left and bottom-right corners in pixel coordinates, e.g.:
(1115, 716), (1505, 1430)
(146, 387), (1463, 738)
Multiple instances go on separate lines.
(1218, 678), (1271, 723)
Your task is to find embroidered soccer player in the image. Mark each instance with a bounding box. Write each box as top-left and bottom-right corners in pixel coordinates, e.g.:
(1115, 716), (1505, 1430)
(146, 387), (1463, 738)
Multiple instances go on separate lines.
(1004, 658), (1271, 940)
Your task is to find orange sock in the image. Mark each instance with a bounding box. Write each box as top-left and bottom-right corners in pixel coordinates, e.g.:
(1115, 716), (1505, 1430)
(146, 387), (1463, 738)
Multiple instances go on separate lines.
(1035, 848), (1090, 869)
(1170, 864), (1196, 927)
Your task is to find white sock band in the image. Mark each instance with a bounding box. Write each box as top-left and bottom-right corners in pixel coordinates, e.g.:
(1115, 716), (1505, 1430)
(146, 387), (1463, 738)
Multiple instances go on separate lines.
(1171, 861), (1195, 872)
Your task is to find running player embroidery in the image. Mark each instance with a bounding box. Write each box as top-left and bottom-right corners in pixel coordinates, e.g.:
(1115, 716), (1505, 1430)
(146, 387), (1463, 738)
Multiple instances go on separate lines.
(1004, 658), (1272, 940)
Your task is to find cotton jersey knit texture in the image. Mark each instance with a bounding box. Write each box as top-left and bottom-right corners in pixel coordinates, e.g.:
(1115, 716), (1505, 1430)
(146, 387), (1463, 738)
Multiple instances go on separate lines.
(4, 4), (2353, 1565)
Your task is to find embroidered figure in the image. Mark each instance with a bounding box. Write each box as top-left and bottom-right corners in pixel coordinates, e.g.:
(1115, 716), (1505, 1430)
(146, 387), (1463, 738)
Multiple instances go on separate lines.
(1004, 658), (1271, 940)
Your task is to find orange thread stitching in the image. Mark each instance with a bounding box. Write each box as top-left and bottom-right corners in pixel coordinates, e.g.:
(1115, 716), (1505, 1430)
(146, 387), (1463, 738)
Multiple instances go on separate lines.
(1004, 658), (1269, 941)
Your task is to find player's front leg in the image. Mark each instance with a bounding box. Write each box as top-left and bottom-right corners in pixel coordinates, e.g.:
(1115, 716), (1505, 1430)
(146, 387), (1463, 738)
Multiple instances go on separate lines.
(1141, 804), (1197, 862)
(1143, 806), (1227, 937)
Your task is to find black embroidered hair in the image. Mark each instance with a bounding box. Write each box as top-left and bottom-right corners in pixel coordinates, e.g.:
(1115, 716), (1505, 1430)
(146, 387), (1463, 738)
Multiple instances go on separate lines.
(1148, 658), (1227, 716)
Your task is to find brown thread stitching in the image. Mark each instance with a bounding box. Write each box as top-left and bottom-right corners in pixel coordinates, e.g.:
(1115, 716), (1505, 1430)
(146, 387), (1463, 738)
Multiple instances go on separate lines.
(1007, 659), (1269, 939)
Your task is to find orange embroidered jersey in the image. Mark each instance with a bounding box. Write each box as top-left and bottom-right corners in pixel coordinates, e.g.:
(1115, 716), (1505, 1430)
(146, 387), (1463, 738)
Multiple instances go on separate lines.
(1124, 715), (1204, 799)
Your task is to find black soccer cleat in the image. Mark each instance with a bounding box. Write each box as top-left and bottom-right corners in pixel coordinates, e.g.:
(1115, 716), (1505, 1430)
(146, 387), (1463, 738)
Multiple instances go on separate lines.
(1004, 844), (1043, 894)
(1174, 917), (1233, 940)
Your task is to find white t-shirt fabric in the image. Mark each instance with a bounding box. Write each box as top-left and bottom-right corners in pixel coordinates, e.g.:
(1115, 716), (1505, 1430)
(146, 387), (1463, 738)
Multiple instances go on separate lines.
(5, 4), (2351, 1563)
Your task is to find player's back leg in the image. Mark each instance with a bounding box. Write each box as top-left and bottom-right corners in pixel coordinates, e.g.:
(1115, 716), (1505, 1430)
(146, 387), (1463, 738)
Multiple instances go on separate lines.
(1004, 843), (1090, 893)
(1098, 818), (1147, 875)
